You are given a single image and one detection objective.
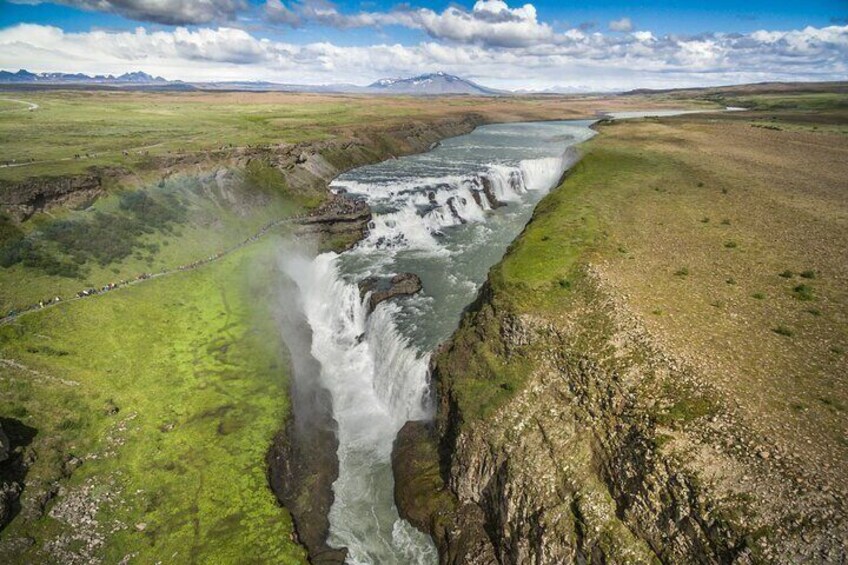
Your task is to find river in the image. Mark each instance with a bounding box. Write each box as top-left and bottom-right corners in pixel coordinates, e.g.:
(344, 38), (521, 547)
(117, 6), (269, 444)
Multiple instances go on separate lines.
(280, 119), (597, 564)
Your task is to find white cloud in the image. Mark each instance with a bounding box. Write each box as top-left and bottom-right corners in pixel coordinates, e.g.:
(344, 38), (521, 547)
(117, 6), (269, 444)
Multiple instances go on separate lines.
(632, 31), (655, 42)
(1, 23), (846, 91)
(609, 17), (634, 32)
(265, 0), (558, 47)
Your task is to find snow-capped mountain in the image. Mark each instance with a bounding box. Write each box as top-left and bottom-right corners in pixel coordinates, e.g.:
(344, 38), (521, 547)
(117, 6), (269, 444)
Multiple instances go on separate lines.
(367, 72), (501, 95)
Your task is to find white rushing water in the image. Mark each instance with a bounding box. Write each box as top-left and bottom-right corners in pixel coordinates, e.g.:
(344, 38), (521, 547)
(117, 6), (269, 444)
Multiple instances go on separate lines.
(280, 120), (597, 563)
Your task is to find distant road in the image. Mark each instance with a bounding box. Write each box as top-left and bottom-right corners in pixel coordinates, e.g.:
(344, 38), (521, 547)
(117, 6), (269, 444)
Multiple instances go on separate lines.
(0, 98), (39, 111)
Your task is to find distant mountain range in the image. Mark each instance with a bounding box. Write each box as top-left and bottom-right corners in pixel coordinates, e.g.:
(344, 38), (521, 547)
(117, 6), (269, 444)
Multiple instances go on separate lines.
(197, 72), (504, 95)
(0, 69), (511, 95)
(0, 69), (170, 85)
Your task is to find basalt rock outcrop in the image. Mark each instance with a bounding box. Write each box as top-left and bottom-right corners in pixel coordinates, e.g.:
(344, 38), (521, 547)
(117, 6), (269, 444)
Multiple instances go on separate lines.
(359, 273), (423, 314)
(267, 392), (346, 565)
(0, 423), (9, 464)
(295, 195), (371, 251)
(0, 168), (125, 221)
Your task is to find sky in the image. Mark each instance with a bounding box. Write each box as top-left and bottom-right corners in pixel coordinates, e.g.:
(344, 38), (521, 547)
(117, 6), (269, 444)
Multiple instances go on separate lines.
(0, 0), (846, 90)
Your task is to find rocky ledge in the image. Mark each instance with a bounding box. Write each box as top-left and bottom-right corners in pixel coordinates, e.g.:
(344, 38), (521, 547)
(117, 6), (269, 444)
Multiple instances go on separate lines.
(0, 167), (127, 222)
(294, 194), (371, 251)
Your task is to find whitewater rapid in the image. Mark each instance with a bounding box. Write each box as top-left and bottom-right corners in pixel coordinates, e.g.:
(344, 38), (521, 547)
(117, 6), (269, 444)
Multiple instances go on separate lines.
(280, 120), (597, 564)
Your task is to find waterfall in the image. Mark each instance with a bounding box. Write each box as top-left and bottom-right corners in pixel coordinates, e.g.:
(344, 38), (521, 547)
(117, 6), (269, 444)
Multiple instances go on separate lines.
(276, 120), (597, 564)
(279, 253), (436, 564)
(350, 150), (576, 255)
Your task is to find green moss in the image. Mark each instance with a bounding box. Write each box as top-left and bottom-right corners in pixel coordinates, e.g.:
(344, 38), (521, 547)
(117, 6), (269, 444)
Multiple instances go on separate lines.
(244, 159), (325, 209)
(436, 301), (538, 424)
(0, 237), (307, 563)
(656, 395), (715, 427)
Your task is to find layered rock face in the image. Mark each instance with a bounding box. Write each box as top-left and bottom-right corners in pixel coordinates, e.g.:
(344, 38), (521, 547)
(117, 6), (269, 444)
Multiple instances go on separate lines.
(0, 170), (117, 221)
(395, 269), (845, 564)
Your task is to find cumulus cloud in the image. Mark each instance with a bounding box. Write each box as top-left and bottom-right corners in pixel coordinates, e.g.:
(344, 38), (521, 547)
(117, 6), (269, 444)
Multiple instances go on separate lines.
(18, 0), (247, 25)
(264, 0), (558, 47)
(1, 23), (846, 90)
(609, 17), (634, 32)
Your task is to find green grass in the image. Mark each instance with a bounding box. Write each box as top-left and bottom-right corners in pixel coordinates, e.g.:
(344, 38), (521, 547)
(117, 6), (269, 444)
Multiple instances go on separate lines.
(792, 284), (815, 301)
(495, 149), (649, 305)
(726, 93), (848, 112)
(655, 392), (716, 427)
(0, 235), (307, 563)
(440, 144), (684, 421)
(0, 90), (600, 183)
(0, 93), (390, 181)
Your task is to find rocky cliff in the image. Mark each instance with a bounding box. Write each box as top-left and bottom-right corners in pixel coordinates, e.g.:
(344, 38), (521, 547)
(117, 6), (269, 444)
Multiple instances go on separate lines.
(393, 127), (847, 563)
(398, 267), (846, 563)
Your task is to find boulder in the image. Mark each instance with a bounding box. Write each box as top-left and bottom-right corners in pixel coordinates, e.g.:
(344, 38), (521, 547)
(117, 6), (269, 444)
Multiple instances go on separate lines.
(359, 273), (423, 314)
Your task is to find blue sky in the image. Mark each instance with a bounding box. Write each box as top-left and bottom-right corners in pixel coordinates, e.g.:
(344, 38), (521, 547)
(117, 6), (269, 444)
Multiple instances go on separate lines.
(0, 0), (846, 89)
(3, 0), (845, 38)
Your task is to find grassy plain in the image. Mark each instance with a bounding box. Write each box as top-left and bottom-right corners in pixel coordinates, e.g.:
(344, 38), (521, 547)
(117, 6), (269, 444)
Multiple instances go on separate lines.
(0, 89), (708, 181)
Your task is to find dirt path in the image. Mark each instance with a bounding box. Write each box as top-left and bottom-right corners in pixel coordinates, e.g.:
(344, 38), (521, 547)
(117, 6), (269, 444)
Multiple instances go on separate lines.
(0, 98), (38, 112)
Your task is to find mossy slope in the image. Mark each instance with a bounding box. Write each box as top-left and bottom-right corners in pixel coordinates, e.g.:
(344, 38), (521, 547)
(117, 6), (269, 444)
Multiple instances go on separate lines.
(1, 236), (307, 563)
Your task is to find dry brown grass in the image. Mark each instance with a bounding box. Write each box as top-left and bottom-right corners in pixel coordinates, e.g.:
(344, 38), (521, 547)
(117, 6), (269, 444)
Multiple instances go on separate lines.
(595, 113), (848, 487)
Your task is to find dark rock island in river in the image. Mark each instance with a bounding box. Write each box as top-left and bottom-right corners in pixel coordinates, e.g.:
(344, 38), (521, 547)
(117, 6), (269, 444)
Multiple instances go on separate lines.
(359, 273), (423, 314)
